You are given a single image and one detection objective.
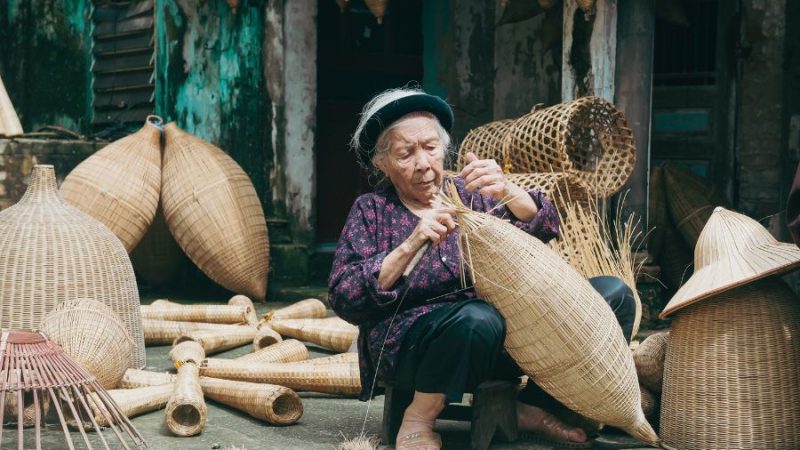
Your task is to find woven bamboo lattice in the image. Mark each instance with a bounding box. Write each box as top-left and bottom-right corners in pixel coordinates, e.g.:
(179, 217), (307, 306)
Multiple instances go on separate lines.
(505, 172), (590, 210)
(440, 186), (658, 446)
(71, 384), (173, 428)
(0, 331), (146, 449)
(660, 279), (800, 450)
(229, 295), (259, 326)
(200, 377), (303, 425)
(143, 319), (254, 346)
(141, 303), (254, 325)
(253, 325), (283, 351)
(502, 97), (636, 198)
(647, 167), (668, 262)
(262, 298), (328, 323)
(166, 341), (207, 436)
(0, 74), (22, 136)
(200, 360), (361, 397)
(60, 116), (162, 252)
(0, 165), (145, 368)
(39, 298), (134, 389)
(456, 119), (515, 171)
(633, 331), (669, 394)
(663, 164), (729, 249)
(270, 317), (358, 353)
(639, 385), (657, 419)
(131, 207), (188, 287)
(174, 327), (257, 355)
(234, 339), (309, 364)
(162, 123), (269, 300)
(119, 369), (177, 389)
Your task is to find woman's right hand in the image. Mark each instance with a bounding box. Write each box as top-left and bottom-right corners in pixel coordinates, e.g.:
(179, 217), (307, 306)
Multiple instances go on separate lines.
(409, 208), (457, 247)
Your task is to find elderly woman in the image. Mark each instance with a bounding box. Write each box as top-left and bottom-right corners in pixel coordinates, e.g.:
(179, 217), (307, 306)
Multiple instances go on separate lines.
(329, 88), (635, 450)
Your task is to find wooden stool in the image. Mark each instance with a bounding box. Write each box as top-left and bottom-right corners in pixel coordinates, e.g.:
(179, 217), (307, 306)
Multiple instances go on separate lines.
(381, 380), (519, 450)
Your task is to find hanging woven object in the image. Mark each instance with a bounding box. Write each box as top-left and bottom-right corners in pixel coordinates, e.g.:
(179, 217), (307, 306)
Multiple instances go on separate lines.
(633, 331), (669, 394)
(0, 165), (145, 368)
(0, 74), (23, 136)
(503, 97), (636, 198)
(143, 319), (254, 345)
(253, 325), (283, 351)
(60, 116), (162, 252)
(141, 303), (256, 325)
(439, 186), (659, 446)
(364, 0), (388, 24)
(270, 317), (358, 353)
(663, 164), (729, 249)
(39, 298), (135, 389)
(457, 119), (515, 171)
(0, 330), (146, 449)
(162, 123), (269, 300)
(174, 327), (257, 355)
(131, 207), (189, 287)
(166, 341), (207, 436)
(262, 298), (327, 323)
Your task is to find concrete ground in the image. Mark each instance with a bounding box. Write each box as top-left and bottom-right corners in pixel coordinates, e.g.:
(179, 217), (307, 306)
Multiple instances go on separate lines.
(16, 285), (654, 450)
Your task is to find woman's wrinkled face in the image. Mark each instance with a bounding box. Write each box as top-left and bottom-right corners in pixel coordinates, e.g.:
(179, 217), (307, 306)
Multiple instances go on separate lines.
(374, 114), (445, 206)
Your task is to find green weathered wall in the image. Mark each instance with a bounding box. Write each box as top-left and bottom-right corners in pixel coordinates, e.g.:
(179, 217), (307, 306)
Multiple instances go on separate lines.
(155, 0), (272, 214)
(0, 0), (94, 133)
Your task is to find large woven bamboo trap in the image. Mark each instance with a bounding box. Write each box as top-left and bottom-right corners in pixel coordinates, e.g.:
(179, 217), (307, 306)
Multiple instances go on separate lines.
(0, 74), (23, 136)
(141, 303), (255, 325)
(131, 207), (188, 287)
(0, 165), (145, 368)
(60, 117), (162, 252)
(457, 119), (515, 170)
(142, 318), (253, 346)
(262, 298), (328, 323)
(270, 317), (358, 353)
(162, 123), (269, 300)
(440, 186), (658, 445)
(660, 279), (800, 450)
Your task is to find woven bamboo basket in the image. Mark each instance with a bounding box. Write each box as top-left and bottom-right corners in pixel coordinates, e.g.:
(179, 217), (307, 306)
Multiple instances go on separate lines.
(0, 74), (23, 136)
(503, 97), (636, 198)
(293, 353), (359, 365)
(0, 165), (145, 368)
(647, 167), (667, 262)
(141, 303), (254, 325)
(505, 172), (590, 210)
(253, 325), (283, 351)
(74, 384), (173, 428)
(162, 123), (269, 300)
(200, 377), (303, 425)
(633, 331), (669, 394)
(143, 319), (254, 345)
(229, 295), (259, 326)
(200, 360), (361, 397)
(660, 279), (800, 450)
(39, 298), (134, 389)
(457, 119), (515, 171)
(262, 298), (328, 322)
(131, 207), (188, 287)
(166, 341), (207, 436)
(60, 117), (162, 252)
(639, 385), (657, 419)
(174, 327), (257, 355)
(234, 339), (309, 364)
(442, 187), (658, 445)
(663, 164), (728, 249)
(119, 369), (177, 389)
(270, 317), (358, 353)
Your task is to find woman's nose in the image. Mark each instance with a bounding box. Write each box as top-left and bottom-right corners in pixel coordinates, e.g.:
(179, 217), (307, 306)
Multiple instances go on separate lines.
(414, 148), (431, 171)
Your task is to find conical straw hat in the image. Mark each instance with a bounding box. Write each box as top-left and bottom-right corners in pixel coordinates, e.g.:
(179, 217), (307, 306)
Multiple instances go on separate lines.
(660, 207), (800, 318)
(0, 74), (23, 136)
(270, 317), (358, 353)
(60, 116), (162, 252)
(262, 298), (327, 322)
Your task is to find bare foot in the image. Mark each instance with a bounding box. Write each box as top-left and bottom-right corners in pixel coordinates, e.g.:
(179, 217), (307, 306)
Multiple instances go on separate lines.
(396, 392), (445, 450)
(517, 402), (588, 444)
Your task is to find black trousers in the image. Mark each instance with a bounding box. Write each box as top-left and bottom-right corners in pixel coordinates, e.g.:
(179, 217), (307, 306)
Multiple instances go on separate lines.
(392, 275), (637, 404)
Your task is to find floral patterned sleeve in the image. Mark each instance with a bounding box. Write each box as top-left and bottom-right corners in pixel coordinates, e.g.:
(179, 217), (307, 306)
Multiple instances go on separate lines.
(327, 195), (405, 326)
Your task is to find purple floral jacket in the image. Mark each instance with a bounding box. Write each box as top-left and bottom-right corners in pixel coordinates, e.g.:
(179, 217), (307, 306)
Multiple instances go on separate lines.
(328, 177), (560, 400)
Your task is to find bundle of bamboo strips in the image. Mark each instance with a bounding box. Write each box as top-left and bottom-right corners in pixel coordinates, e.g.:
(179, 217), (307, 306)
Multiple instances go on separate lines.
(143, 319), (254, 345)
(174, 327), (257, 355)
(270, 317), (358, 353)
(262, 298), (327, 323)
(166, 341), (207, 436)
(253, 325), (283, 350)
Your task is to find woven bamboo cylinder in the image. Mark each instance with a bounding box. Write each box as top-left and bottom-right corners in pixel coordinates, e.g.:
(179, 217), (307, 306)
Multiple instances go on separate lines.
(162, 123), (269, 300)
(364, 0), (387, 23)
(503, 97), (636, 198)
(166, 341), (207, 436)
(633, 331), (669, 394)
(174, 327), (257, 355)
(663, 164), (729, 249)
(200, 377), (303, 425)
(39, 298), (134, 389)
(200, 360), (361, 397)
(0, 165), (145, 368)
(131, 208), (188, 287)
(660, 279), (800, 450)
(639, 385), (657, 419)
(263, 298), (328, 322)
(253, 325), (283, 351)
(141, 303), (254, 325)
(293, 353), (359, 365)
(234, 339), (309, 364)
(647, 167), (667, 262)
(143, 319), (253, 346)
(81, 385), (173, 427)
(0, 74), (23, 136)
(457, 119), (515, 171)
(448, 193), (658, 445)
(120, 369), (177, 389)
(60, 117), (161, 252)
(229, 295), (259, 326)
(270, 317), (358, 353)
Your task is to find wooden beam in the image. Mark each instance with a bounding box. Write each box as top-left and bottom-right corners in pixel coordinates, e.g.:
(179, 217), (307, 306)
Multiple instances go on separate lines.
(562, 0), (617, 101)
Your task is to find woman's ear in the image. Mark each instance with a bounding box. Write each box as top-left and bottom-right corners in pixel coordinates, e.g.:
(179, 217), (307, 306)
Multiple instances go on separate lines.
(372, 154), (386, 174)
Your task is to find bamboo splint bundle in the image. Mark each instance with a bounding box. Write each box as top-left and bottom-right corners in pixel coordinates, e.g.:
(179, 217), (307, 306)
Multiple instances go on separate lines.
(174, 327), (258, 355)
(141, 303), (256, 325)
(143, 318), (254, 345)
(262, 298), (327, 322)
(166, 341), (207, 436)
(253, 325), (283, 350)
(440, 186), (659, 446)
(270, 317), (358, 353)
(200, 359), (361, 397)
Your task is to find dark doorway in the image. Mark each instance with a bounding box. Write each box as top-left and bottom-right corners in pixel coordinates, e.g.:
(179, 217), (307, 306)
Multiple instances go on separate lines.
(315, 0), (424, 245)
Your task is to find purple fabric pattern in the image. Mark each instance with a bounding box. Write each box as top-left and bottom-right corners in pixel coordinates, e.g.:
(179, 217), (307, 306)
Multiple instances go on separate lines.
(327, 176), (560, 400)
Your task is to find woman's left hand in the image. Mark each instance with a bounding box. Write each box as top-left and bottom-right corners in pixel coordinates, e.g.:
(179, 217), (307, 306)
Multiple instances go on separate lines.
(459, 152), (509, 200)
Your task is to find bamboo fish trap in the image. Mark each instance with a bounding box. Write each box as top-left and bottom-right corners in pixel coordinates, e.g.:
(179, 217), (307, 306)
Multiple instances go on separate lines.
(39, 298), (134, 389)
(234, 339), (309, 364)
(174, 327), (257, 355)
(143, 319), (254, 346)
(69, 384), (173, 428)
(253, 325), (283, 351)
(0, 74), (23, 136)
(270, 317), (358, 353)
(60, 116), (162, 252)
(166, 341), (207, 436)
(0, 165), (145, 368)
(292, 353), (358, 366)
(141, 303), (256, 325)
(262, 298), (328, 323)
(633, 331), (669, 394)
(162, 123), (269, 300)
(663, 164), (729, 248)
(229, 295), (259, 326)
(0, 330), (146, 449)
(440, 186), (658, 446)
